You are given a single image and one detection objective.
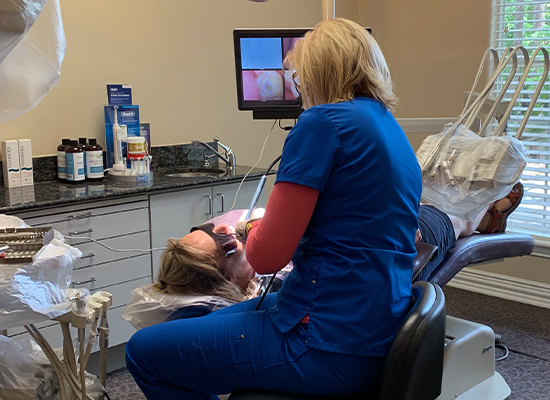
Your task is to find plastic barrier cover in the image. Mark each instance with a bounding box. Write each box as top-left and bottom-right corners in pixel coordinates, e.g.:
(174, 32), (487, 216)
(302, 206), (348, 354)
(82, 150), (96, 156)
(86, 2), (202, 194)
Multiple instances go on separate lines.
(0, 228), (82, 330)
(416, 124), (527, 221)
(0, 0), (66, 123)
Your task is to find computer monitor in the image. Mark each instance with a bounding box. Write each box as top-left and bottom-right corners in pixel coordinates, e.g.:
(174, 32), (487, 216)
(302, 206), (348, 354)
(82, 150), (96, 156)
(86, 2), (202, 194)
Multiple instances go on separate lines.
(233, 28), (309, 120)
(233, 27), (373, 120)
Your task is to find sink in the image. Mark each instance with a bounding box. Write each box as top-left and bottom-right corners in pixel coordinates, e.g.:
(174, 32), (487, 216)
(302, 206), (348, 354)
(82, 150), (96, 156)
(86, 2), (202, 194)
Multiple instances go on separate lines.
(164, 169), (226, 178)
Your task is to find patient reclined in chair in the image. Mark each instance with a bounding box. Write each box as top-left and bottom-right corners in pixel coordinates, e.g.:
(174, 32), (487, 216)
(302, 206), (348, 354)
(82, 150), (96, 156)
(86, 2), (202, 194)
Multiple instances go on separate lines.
(123, 189), (534, 331)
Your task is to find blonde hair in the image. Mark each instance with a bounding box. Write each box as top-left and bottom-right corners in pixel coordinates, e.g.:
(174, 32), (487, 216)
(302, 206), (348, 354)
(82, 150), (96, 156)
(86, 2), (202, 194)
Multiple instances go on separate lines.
(153, 238), (244, 303)
(286, 18), (398, 111)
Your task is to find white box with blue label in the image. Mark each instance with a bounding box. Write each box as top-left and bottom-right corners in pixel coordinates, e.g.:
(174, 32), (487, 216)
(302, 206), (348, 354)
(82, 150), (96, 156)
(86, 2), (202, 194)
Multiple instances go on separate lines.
(105, 105), (143, 168)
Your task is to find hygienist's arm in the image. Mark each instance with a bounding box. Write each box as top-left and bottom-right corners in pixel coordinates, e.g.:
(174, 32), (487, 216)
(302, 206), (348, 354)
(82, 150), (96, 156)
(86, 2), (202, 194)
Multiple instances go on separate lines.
(245, 181), (319, 274)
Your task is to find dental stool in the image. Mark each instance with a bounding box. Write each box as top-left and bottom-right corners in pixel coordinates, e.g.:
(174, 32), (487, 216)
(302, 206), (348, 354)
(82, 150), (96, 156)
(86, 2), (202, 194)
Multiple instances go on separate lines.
(229, 281), (446, 400)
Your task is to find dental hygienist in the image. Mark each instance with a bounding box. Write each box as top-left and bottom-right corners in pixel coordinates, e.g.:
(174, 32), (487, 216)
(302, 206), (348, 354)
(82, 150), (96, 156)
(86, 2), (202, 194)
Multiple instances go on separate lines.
(126, 18), (422, 398)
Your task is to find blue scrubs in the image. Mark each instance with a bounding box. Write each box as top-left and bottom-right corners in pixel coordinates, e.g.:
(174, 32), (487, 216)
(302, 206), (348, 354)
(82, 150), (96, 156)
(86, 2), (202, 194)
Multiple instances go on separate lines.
(126, 98), (422, 399)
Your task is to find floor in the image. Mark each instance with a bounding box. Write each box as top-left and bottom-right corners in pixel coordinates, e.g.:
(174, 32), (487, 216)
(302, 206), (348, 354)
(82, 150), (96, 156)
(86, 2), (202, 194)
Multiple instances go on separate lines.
(104, 286), (550, 400)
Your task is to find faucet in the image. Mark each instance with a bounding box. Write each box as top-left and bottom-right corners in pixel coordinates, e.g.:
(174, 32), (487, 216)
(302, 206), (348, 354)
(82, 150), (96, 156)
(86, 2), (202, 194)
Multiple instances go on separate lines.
(192, 137), (236, 171)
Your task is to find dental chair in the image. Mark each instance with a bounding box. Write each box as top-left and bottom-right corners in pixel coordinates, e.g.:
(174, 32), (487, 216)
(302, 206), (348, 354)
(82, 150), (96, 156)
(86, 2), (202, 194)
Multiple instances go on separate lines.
(425, 232), (534, 287)
(229, 281), (446, 400)
(426, 232), (533, 400)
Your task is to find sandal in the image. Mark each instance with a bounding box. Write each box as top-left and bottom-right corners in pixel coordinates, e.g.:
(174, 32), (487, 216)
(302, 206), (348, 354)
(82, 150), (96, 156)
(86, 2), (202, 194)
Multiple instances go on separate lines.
(481, 182), (524, 234)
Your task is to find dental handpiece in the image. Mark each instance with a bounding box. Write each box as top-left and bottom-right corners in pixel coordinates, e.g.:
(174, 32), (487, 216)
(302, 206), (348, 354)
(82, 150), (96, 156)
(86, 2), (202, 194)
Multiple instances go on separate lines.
(245, 154), (282, 220)
(245, 175), (266, 220)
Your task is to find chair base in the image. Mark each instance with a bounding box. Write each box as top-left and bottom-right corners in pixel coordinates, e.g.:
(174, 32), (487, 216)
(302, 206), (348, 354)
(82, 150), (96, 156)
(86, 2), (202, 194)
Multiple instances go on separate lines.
(452, 372), (510, 400)
(438, 316), (511, 400)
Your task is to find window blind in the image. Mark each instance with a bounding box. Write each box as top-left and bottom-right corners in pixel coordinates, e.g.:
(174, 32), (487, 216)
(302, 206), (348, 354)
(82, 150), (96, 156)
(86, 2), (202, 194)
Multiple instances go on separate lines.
(492, 0), (550, 240)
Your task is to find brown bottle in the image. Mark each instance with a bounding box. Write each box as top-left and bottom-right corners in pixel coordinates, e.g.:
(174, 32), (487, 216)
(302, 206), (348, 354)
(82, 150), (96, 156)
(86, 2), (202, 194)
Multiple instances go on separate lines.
(85, 138), (104, 180)
(65, 140), (85, 182)
(57, 138), (70, 180)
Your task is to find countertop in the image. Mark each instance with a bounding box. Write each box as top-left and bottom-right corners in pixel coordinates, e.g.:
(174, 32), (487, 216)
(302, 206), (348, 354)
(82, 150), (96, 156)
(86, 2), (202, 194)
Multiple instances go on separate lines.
(1, 165), (270, 214)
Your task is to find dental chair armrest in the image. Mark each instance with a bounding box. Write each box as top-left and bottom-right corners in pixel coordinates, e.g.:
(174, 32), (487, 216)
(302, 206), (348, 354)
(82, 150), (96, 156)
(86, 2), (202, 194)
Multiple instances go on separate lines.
(413, 243), (438, 281)
(427, 233), (534, 287)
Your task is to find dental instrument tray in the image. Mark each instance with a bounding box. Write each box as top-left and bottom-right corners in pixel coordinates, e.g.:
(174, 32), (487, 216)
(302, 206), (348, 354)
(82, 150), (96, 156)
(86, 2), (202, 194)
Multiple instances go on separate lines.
(0, 227), (53, 264)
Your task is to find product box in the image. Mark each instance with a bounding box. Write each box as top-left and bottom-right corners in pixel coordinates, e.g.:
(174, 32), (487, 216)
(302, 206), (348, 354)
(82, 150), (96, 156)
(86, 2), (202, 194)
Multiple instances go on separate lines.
(140, 123), (151, 154)
(18, 139), (33, 186)
(21, 186), (35, 204)
(4, 187), (22, 206)
(104, 105), (144, 168)
(107, 84), (132, 106)
(1, 140), (21, 188)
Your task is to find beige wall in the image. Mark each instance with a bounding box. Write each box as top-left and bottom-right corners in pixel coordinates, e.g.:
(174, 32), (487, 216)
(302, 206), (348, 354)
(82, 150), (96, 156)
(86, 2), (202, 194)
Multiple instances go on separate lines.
(0, 0), (335, 165)
(2, 1), (547, 284)
(359, 0), (492, 118)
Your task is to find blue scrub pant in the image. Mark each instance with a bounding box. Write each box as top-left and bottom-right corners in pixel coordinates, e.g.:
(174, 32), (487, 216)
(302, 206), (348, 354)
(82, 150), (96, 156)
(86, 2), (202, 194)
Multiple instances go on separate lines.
(125, 293), (385, 400)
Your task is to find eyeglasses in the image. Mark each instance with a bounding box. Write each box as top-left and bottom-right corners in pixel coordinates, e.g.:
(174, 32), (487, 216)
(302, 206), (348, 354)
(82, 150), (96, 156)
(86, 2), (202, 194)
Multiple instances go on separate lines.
(291, 71), (301, 94)
(190, 223), (237, 258)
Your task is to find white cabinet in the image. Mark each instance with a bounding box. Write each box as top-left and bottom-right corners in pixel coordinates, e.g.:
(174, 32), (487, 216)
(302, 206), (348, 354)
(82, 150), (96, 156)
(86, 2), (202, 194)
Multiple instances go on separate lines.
(2, 178), (266, 358)
(8, 197), (152, 351)
(149, 180), (265, 278)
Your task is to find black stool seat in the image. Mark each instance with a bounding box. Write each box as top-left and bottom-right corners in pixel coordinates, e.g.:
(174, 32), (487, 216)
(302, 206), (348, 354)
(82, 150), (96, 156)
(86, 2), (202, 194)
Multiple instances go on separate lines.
(230, 281), (446, 400)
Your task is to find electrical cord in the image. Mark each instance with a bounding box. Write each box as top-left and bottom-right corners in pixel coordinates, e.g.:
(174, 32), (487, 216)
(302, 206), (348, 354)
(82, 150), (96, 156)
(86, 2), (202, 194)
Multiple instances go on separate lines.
(494, 333), (510, 362)
(228, 119), (283, 213)
(64, 235), (167, 253)
(278, 119), (296, 131)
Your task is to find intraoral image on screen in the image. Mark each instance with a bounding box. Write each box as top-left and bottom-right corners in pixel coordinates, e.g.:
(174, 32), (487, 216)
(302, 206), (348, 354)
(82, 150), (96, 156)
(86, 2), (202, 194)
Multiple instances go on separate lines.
(240, 37), (302, 102)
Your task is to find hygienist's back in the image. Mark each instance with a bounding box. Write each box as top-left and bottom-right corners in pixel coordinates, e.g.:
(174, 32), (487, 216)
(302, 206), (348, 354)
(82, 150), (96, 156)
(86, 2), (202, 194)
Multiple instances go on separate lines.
(272, 95), (422, 357)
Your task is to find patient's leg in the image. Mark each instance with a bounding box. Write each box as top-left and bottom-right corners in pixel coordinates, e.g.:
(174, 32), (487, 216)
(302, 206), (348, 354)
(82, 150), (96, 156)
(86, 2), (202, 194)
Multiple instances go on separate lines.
(448, 191), (517, 238)
(448, 203), (493, 238)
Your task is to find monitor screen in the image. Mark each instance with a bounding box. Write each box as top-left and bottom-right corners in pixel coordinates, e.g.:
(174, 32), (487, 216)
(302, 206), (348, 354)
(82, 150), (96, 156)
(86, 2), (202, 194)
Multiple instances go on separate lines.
(233, 27), (373, 120)
(233, 28), (309, 120)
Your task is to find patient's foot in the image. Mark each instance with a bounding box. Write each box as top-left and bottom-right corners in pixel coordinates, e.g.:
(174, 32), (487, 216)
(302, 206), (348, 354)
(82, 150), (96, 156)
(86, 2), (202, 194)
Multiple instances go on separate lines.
(477, 183), (524, 234)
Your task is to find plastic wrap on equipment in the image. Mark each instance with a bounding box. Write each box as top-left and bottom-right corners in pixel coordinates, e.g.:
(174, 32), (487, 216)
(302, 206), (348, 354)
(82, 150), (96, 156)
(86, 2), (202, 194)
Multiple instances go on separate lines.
(0, 230), (82, 330)
(122, 284), (237, 330)
(0, 335), (55, 400)
(0, 334), (104, 399)
(0, 0), (66, 123)
(416, 124), (527, 221)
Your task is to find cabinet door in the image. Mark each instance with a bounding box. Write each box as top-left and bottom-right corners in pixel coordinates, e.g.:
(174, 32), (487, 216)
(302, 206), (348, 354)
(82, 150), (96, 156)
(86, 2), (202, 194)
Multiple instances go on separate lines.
(149, 186), (212, 277)
(212, 180), (266, 216)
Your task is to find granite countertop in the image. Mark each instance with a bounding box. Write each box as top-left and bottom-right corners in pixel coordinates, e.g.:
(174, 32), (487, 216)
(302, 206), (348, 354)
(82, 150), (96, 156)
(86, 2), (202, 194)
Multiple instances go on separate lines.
(0, 165), (271, 214)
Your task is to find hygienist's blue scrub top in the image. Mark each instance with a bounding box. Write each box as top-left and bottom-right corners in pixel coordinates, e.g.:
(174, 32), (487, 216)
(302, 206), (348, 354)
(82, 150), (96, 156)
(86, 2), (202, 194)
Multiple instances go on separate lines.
(272, 97), (422, 357)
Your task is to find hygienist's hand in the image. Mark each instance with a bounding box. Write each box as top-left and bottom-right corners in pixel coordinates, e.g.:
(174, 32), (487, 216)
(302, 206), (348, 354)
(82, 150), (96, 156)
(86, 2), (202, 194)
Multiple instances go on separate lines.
(415, 228), (422, 243)
(236, 218), (262, 244)
(236, 220), (248, 244)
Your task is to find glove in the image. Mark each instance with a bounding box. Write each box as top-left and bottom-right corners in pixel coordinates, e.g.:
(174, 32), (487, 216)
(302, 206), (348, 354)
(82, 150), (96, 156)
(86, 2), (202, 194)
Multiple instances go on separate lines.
(235, 218), (261, 244)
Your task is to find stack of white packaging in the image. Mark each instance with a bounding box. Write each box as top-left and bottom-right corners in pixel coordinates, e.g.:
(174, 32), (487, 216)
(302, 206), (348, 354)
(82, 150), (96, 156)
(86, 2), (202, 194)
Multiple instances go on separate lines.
(1, 139), (33, 188)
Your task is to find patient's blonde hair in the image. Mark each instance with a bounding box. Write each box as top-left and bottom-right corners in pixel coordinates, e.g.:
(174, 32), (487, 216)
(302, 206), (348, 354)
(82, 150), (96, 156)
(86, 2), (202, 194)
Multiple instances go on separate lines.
(153, 238), (244, 303)
(286, 18), (398, 111)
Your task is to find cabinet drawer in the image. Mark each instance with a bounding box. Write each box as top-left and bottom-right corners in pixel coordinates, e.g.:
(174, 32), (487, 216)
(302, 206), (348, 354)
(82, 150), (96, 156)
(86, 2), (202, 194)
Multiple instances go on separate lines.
(29, 208), (149, 241)
(72, 255), (151, 295)
(73, 231), (151, 269)
(14, 199), (148, 222)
